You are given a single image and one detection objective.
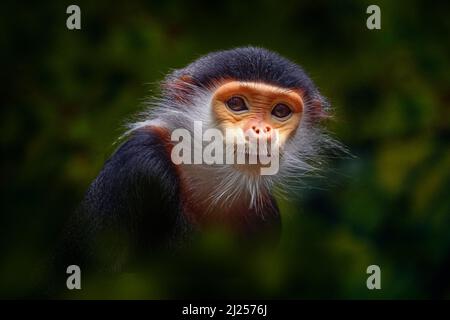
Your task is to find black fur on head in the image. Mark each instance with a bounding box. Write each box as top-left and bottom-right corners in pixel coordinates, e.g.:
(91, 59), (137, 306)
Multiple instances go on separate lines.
(164, 47), (328, 121)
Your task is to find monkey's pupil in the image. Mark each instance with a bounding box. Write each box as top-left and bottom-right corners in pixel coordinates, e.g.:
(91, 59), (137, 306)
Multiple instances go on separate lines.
(272, 104), (292, 119)
(226, 96), (247, 112)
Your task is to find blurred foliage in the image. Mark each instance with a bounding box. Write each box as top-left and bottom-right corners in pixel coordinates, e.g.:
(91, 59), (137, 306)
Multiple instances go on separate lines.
(1, 0), (449, 299)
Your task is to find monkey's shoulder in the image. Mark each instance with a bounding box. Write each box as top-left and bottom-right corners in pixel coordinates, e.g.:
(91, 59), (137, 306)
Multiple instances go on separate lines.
(72, 127), (185, 260)
(83, 127), (181, 219)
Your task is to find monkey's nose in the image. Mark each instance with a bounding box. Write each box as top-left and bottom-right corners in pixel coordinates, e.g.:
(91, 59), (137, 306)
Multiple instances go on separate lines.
(247, 123), (273, 140)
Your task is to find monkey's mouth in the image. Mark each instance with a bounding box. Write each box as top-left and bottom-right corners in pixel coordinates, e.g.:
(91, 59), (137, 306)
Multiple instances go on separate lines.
(235, 143), (273, 154)
(232, 143), (280, 163)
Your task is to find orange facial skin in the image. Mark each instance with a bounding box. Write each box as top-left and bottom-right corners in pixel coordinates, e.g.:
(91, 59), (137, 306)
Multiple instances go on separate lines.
(211, 81), (304, 146)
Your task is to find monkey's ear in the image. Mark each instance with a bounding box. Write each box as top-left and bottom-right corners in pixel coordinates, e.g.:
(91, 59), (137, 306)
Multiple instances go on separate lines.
(163, 75), (196, 102)
(309, 96), (331, 122)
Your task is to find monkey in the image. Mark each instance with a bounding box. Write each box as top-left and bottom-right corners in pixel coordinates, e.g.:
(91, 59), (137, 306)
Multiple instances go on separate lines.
(59, 47), (341, 273)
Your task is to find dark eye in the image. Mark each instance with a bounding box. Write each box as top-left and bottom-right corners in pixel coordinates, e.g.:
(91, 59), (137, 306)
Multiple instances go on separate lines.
(271, 103), (292, 120)
(226, 96), (248, 113)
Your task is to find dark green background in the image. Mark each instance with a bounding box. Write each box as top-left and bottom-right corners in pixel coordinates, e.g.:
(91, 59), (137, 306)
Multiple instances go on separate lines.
(1, 0), (449, 298)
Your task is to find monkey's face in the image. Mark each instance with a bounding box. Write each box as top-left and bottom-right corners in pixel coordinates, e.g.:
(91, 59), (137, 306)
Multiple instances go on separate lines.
(211, 81), (303, 153)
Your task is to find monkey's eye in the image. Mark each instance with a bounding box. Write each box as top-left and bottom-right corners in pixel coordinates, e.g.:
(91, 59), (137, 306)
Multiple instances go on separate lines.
(271, 103), (292, 120)
(226, 96), (248, 113)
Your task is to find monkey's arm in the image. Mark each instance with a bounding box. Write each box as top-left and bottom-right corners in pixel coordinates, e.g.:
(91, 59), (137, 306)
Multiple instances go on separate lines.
(63, 128), (187, 270)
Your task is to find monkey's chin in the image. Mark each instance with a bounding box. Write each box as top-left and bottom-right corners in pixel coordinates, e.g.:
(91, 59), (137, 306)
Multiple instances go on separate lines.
(231, 163), (266, 176)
